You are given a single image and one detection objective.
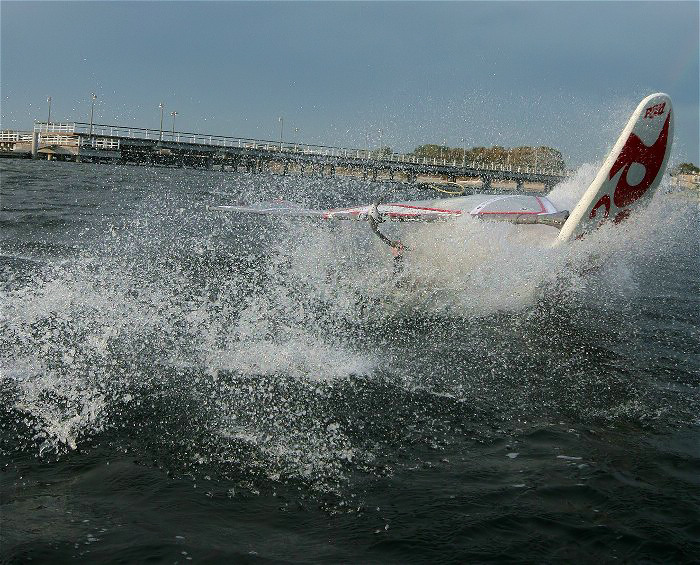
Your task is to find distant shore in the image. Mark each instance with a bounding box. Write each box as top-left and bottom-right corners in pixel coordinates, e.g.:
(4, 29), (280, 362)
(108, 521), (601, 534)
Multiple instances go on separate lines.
(670, 173), (700, 191)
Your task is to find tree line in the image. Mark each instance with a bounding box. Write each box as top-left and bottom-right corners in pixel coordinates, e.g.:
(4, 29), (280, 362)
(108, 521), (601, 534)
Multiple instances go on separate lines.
(370, 144), (566, 171)
(411, 144), (565, 171)
(672, 162), (699, 175)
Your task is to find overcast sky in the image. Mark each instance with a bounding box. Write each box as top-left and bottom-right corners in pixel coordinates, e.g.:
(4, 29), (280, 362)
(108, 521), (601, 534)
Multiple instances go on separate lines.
(1, 1), (698, 166)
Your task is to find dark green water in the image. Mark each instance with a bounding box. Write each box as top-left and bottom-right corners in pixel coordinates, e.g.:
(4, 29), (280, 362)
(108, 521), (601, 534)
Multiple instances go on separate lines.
(1, 159), (698, 563)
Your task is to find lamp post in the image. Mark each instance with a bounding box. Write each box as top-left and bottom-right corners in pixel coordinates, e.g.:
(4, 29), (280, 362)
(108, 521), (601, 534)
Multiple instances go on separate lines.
(378, 128), (383, 159)
(46, 96), (52, 129)
(159, 103), (164, 142)
(278, 116), (283, 150)
(89, 93), (97, 136)
(171, 111), (178, 140)
(461, 137), (466, 167)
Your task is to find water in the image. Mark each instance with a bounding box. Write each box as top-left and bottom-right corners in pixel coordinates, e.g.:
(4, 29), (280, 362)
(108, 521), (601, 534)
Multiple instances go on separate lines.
(1, 158), (698, 563)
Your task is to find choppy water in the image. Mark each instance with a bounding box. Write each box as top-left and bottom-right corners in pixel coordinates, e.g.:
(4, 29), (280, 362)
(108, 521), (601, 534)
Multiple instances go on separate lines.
(1, 158), (698, 563)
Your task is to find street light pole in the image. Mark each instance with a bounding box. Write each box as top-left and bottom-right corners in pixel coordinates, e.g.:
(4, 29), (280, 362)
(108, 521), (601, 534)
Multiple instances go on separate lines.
(378, 128), (383, 159)
(46, 96), (52, 128)
(159, 103), (164, 142)
(461, 137), (466, 167)
(171, 111), (178, 140)
(89, 93), (97, 136)
(278, 116), (283, 150)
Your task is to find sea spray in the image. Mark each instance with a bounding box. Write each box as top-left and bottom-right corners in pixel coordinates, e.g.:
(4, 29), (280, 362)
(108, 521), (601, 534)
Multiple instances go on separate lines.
(1, 161), (697, 497)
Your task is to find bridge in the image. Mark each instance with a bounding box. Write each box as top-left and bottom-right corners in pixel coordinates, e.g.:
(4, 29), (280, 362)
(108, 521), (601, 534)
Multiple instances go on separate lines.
(0, 121), (568, 189)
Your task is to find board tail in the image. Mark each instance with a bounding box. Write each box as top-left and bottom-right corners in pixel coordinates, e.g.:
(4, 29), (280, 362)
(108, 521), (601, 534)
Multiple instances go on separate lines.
(556, 93), (673, 243)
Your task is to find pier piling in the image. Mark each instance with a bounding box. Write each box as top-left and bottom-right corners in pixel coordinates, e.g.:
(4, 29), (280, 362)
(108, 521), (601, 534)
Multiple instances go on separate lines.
(31, 131), (39, 159)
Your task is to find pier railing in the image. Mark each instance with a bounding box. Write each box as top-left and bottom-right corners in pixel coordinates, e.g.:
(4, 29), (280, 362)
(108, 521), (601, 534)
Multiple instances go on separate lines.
(1, 128), (120, 150)
(0, 130), (34, 142)
(26, 121), (565, 176)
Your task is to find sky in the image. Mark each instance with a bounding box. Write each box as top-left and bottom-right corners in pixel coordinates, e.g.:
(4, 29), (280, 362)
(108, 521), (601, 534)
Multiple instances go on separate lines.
(1, 1), (698, 166)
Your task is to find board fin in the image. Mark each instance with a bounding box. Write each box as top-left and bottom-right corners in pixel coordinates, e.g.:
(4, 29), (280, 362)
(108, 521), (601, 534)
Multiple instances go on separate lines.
(556, 93), (673, 243)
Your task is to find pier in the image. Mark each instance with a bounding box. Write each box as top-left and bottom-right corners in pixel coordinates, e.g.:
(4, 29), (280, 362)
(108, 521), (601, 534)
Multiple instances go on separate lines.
(0, 122), (568, 189)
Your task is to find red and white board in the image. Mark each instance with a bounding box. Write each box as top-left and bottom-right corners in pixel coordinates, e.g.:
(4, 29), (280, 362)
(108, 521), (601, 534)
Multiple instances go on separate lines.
(557, 93), (673, 242)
